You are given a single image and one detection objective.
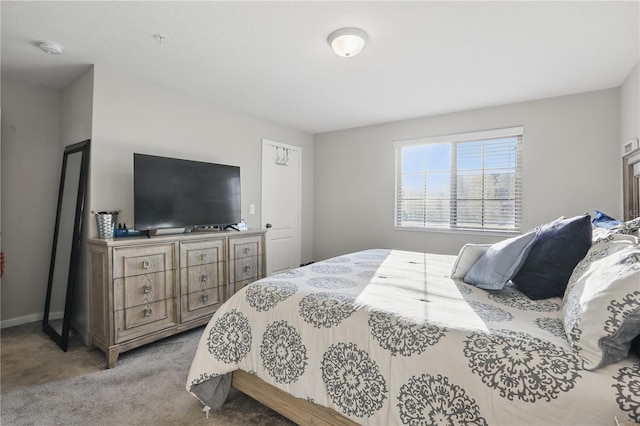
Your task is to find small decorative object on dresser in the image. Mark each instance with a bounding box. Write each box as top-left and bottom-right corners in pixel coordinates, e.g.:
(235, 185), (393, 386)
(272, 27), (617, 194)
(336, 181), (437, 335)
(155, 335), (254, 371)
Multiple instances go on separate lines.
(88, 229), (265, 368)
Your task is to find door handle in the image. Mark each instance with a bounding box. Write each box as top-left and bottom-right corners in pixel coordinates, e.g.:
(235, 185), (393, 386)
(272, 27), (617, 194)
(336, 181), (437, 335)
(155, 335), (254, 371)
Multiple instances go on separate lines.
(266, 223), (272, 229)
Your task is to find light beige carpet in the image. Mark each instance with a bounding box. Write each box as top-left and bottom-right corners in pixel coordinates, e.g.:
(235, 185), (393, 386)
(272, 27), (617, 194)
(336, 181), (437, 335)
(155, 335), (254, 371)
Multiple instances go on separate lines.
(1, 322), (294, 425)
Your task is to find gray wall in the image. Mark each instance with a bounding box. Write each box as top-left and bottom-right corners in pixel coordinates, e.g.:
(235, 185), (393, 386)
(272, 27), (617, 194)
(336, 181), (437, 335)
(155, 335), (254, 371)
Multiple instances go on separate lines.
(1, 61), (636, 329)
(90, 65), (314, 261)
(0, 67), (315, 332)
(620, 62), (639, 154)
(60, 68), (94, 334)
(1, 78), (62, 325)
(314, 88), (621, 261)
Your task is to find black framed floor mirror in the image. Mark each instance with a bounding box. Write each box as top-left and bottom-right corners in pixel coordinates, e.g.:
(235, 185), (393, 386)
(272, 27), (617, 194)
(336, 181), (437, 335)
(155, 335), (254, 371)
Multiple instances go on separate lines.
(43, 140), (90, 351)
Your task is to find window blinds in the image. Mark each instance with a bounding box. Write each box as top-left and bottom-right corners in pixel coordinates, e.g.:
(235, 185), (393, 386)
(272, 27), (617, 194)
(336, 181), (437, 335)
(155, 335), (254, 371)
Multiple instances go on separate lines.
(394, 127), (523, 233)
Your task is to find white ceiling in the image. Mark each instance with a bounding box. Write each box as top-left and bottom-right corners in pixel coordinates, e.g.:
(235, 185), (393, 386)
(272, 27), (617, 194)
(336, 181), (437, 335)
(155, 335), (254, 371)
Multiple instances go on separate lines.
(2, 1), (639, 134)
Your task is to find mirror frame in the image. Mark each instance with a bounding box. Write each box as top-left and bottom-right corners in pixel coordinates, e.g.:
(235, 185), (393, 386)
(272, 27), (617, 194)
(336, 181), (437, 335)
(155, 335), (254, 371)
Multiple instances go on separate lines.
(43, 139), (90, 351)
(623, 147), (640, 221)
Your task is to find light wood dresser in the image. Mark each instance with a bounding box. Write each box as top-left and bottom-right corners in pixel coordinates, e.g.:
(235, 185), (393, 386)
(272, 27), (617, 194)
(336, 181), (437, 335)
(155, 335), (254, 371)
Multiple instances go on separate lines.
(88, 229), (265, 368)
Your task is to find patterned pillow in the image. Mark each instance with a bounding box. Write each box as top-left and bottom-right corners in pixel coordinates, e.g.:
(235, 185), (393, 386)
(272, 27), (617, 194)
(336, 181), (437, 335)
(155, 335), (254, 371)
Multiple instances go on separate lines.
(450, 243), (491, 280)
(562, 231), (640, 370)
(610, 216), (640, 235)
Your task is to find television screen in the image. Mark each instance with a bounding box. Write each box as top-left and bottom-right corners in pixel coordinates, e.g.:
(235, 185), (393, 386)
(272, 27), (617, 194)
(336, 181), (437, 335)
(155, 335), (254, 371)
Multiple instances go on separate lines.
(134, 153), (241, 231)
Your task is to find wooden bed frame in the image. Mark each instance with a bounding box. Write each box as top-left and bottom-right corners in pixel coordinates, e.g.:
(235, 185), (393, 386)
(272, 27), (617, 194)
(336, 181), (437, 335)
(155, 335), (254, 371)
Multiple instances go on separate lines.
(232, 370), (357, 426)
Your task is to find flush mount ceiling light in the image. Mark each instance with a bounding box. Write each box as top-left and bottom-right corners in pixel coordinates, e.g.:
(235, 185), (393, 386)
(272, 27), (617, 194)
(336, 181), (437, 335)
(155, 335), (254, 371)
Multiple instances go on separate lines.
(328, 28), (368, 57)
(39, 41), (64, 55)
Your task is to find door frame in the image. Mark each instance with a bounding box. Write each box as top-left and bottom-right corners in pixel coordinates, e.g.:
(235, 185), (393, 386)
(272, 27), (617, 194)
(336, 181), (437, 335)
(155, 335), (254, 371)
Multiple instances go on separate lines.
(261, 138), (302, 275)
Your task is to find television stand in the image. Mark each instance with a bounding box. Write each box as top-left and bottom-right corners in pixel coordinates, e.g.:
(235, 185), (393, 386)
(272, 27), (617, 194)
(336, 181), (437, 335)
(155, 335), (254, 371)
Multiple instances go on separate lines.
(224, 224), (240, 231)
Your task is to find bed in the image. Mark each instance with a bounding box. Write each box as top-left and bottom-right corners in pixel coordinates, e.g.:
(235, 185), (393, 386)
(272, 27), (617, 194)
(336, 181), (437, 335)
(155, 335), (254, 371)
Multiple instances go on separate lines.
(187, 217), (640, 425)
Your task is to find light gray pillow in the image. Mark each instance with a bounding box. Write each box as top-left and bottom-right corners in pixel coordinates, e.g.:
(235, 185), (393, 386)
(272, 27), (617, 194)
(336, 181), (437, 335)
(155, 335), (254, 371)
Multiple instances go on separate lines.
(464, 231), (537, 290)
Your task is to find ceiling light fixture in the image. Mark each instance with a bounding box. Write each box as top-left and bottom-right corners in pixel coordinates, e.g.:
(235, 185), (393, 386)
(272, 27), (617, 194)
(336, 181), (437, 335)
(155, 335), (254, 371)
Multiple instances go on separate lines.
(328, 28), (368, 57)
(39, 41), (64, 55)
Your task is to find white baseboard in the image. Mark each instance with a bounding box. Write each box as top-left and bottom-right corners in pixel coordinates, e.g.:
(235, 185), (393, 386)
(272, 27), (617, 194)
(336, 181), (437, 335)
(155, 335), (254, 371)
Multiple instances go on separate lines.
(1, 311), (63, 329)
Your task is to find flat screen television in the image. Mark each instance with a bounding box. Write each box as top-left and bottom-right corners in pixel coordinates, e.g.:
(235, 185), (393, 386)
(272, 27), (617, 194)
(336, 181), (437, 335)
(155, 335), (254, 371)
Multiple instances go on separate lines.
(134, 153), (241, 231)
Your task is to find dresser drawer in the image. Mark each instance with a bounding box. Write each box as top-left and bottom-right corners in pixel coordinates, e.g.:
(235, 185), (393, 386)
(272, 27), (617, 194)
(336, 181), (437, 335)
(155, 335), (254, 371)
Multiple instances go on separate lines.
(114, 270), (175, 312)
(180, 262), (224, 296)
(180, 239), (225, 268)
(114, 299), (178, 343)
(180, 286), (223, 322)
(229, 235), (263, 260)
(233, 255), (260, 282)
(113, 244), (175, 278)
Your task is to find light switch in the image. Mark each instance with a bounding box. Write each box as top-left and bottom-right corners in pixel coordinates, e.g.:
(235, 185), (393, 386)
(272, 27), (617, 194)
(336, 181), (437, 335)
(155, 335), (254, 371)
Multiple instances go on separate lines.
(250, 204), (255, 214)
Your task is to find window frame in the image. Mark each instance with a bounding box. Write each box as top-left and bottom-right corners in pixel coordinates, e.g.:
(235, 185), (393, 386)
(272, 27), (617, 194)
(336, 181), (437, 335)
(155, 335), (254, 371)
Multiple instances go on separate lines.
(393, 126), (524, 235)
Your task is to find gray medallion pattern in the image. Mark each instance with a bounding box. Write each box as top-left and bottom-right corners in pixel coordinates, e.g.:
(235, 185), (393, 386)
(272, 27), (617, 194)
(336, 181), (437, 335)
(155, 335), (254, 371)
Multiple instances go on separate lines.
(299, 292), (356, 328)
(605, 292), (640, 336)
(190, 372), (218, 387)
(368, 311), (447, 356)
(488, 284), (560, 312)
(397, 373), (488, 426)
(358, 270), (376, 281)
(535, 317), (566, 339)
(307, 276), (358, 289)
(455, 281), (473, 295)
(311, 264), (352, 275)
(565, 296), (584, 353)
(611, 217), (640, 234)
(353, 261), (382, 269)
(270, 269), (305, 279)
(463, 329), (581, 402)
(566, 247), (611, 292)
(323, 256), (351, 263)
(245, 280), (297, 312)
(354, 251), (389, 260)
(260, 320), (308, 384)
(321, 342), (388, 417)
(207, 309), (252, 363)
(469, 301), (513, 322)
(613, 363), (640, 423)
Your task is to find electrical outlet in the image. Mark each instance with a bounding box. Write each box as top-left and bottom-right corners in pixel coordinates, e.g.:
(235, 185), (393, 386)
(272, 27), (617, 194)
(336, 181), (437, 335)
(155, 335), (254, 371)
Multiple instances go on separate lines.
(250, 204), (255, 214)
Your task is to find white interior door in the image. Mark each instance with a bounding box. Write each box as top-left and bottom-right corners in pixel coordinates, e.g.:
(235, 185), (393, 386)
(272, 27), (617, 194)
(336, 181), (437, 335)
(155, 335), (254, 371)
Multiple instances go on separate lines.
(261, 139), (301, 276)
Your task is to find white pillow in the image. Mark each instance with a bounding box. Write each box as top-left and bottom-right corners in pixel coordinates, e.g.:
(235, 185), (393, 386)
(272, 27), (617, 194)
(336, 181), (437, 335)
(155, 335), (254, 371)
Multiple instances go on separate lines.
(563, 231), (640, 370)
(450, 244), (491, 279)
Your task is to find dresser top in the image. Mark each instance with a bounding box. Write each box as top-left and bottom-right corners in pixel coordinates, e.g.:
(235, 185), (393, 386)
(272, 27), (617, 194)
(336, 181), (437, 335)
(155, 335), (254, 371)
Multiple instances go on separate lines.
(88, 228), (266, 247)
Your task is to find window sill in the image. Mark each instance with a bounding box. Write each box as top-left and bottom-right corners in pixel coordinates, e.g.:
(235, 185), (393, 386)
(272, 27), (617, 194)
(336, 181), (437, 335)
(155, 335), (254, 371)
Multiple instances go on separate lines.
(394, 226), (521, 237)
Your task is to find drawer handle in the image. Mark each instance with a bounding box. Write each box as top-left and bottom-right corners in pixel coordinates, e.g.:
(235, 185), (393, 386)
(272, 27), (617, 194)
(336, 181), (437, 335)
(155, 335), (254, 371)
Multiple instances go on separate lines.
(142, 260), (151, 269)
(201, 274), (208, 283)
(143, 307), (152, 317)
(201, 292), (209, 303)
(201, 253), (208, 261)
(243, 247), (250, 254)
(143, 284), (152, 294)
(244, 265), (251, 273)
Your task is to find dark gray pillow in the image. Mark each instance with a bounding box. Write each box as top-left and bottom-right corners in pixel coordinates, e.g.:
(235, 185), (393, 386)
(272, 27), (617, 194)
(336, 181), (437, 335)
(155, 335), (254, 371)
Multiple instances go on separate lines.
(632, 334), (640, 358)
(512, 214), (592, 300)
(464, 231), (537, 290)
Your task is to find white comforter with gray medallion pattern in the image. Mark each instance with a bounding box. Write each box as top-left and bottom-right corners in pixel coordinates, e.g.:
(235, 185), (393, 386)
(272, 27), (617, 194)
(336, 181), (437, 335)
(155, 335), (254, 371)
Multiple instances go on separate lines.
(187, 249), (639, 425)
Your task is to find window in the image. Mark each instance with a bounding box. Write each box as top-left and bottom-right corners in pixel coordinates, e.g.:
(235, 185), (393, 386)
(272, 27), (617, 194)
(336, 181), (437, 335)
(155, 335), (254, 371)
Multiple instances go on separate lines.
(394, 127), (523, 233)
